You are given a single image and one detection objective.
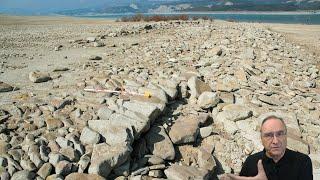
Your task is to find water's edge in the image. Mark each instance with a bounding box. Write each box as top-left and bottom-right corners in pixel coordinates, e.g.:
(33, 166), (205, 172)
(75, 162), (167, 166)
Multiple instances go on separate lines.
(70, 12), (320, 25)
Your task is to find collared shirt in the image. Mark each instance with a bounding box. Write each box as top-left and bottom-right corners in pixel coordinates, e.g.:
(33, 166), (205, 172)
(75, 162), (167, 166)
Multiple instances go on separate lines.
(239, 148), (313, 180)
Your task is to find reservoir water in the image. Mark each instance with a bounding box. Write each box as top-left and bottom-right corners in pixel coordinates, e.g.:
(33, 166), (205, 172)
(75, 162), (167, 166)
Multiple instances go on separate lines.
(76, 12), (320, 24)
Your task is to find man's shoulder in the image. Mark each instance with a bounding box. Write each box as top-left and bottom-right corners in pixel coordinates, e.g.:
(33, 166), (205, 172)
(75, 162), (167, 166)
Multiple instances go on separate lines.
(245, 150), (264, 162)
(286, 148), (311, 161)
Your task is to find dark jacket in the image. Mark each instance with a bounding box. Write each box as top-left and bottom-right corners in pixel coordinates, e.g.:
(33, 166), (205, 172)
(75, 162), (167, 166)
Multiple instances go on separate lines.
(240, 148), (313, 180)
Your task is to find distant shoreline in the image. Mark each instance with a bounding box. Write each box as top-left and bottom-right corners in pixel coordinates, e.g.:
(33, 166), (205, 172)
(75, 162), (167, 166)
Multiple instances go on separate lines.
(1, 10), (320, 17)
(61, 10), (320, 17)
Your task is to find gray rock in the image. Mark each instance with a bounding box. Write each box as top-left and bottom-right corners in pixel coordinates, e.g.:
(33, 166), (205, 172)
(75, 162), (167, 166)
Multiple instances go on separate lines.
(198, 148), (216, 171)
(88, 143), (132, 178)
(97, 107), (114, 119)
(20, 159), (36, 171)
(258, 95), (284, 106)
(287, 137), (309, 155)
(0, 172), (10, 180)
(48, 152), (65, 166)
(29, 71), (51, 83)
(78, 154), (91, 173)
(197, 92), (220, 109)
(157, 79), (178, 100)
(146, 155), (165, 165)
(0, 81), (14, 92)
(241, 48), (255, 60)
(88, 120), (133, 146)
(216, 104), (252, 122)
(80, 127), (100, 145)
(0, 156), (7, 167)
(108, 113), (150, 139)
(40, 145), (50, 162)
(187, 76), (212, 98)
(45, 117), (63, 130)
(216, 76), (240, 92)
(138, 87), (168, 104)
(86, 37), (96, 42)
(218, 92), (235, 104)
(49, 97), (73, 110)
(93, 42), (105, 47)
(148, 170), (164, 178)
(37, 163), (53, 179)
(89, 55), (102, 60)
(206, 47), (222, 57)
(164, 164), (209, 180)
(60, 147), (79, 162)
(28, 151), (43, 168)
(169, 116), (199, 144)
(200, 126), (213, 138)
(123, 101), (160, 122)
(55, 160), (73, 176)
(11, 170), (35, 180)
(145, 125), (175, 161)
(65, 173), (106, 180)
(56, 137), (72, 149)
(46, 174), (64, 180)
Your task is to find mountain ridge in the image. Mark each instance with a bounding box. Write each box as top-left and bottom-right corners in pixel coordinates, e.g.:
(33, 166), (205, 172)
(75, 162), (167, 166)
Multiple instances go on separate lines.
(56, 0), (320, 16)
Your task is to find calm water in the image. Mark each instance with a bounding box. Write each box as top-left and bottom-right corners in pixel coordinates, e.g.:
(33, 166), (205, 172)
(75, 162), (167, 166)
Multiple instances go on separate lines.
(76, 13), (320, 24)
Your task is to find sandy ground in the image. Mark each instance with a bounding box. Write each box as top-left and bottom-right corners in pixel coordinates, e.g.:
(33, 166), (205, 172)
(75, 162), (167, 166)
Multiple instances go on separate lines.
(265, 23), (320, 57)
(0, 15), (319, 93)
(1, 15), (319, 51)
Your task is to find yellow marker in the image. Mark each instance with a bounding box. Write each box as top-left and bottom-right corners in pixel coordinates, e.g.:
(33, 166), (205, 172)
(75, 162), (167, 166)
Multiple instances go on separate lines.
(144, 91), (152, 98)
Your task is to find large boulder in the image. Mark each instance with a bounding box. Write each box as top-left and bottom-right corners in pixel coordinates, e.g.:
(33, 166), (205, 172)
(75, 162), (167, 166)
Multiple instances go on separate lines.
(11, 170), (35, 180)
(80, 127), (101, 145)
(88, 143), (132, 178)
(145, 125), (175, 161)
(169, 116), (200, 144)
(197, 92), (220, 109)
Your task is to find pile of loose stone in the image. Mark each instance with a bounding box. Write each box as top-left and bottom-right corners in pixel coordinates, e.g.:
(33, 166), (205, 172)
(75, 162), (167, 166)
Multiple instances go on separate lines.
(0, 20), (319, 180)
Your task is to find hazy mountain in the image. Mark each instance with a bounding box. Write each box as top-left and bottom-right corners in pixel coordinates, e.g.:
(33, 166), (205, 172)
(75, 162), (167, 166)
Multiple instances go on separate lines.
(1, 0), (319, 15)
(56, 0), (320, 15)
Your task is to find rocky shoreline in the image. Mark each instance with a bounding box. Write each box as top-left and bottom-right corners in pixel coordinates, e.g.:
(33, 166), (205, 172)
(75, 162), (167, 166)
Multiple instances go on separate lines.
(0, 16), (319, 179)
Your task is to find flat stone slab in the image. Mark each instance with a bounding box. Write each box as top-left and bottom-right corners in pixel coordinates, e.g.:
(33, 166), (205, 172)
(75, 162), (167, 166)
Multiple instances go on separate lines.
(88, 120), (133, 146)
(164, 164), (210, 180)
(216, 104), (252, 122)
(216, 76), (240, 92)
(123, 101), (160, 122)
(108, 113), (150, 139)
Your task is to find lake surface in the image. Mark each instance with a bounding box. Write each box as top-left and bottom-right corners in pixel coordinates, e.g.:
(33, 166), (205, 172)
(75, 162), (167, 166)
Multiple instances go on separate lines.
(76, 12), (320, 24)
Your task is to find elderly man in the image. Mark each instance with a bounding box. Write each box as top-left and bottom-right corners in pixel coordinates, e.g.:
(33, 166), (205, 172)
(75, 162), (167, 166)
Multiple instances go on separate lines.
(222, 115), (313, 180)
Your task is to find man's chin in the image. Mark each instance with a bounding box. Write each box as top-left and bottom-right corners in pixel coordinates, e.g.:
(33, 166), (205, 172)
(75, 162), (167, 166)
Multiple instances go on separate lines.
(270, 148), (284, 155)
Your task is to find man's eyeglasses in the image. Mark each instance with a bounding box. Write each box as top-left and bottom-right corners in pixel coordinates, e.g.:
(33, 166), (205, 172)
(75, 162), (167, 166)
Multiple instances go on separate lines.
(262, 130), (287, 140)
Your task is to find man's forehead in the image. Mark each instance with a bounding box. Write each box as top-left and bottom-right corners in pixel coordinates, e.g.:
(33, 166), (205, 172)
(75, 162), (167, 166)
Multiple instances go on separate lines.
(261, 118), (286, 130)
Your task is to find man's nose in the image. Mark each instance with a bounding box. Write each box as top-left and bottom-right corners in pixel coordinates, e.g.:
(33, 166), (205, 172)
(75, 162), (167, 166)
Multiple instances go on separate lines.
(271, 135), (279, 144)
